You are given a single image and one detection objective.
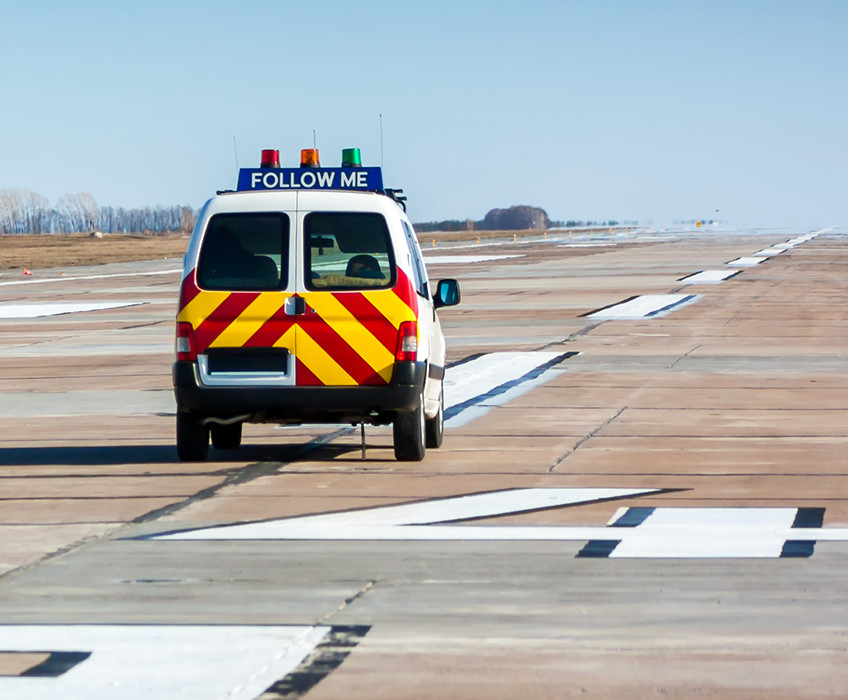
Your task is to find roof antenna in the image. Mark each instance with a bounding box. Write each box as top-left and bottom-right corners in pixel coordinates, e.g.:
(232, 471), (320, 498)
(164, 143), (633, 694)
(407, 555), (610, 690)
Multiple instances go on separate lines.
(379, 113), (384, 168)
(313, 129), (317, 150)
(232, 136), (239, 169)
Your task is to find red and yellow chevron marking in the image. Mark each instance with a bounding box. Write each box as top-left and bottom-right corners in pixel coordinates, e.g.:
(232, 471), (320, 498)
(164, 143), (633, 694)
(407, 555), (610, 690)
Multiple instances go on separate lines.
(176, 268), (418, 386)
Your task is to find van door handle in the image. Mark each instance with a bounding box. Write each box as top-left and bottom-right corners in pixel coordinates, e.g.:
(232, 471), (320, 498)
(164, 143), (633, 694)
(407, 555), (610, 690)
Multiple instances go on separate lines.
(285, 296), (307, 316)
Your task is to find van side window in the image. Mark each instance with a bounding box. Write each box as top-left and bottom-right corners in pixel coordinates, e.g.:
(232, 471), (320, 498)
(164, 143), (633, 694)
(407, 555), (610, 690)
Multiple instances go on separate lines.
(305, 213), (395, 290)
(197, 213), (288, 291)
(402, 221), (429, 298)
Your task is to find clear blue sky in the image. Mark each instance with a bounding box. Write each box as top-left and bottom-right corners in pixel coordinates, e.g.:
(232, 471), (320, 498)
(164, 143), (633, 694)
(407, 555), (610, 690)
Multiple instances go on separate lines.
(2, 0), (846, 228)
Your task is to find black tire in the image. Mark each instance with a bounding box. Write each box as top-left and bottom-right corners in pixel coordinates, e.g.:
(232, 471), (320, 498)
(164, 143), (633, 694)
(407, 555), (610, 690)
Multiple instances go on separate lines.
(211, 422), (242, 450)
(393, 392), (426, 461)
(425, 385), (444, 449)
(176, 412), (209, 462)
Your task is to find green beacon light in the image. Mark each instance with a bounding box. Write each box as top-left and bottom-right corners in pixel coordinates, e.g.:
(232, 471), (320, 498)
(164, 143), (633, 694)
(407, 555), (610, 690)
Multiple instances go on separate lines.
(341, 148), (362, 167)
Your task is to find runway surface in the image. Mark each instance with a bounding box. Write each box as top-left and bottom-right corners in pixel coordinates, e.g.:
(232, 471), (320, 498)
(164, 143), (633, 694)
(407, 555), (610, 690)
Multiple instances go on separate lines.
(0, 226), (846, 698)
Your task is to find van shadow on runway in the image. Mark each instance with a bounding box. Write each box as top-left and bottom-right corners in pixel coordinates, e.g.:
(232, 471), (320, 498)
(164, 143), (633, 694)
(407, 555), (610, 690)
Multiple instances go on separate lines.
(0, 441), (391, 467)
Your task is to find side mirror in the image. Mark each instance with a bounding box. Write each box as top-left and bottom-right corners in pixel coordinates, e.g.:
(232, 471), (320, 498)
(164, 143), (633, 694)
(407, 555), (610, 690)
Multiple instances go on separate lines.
(433, 278), (461, 308)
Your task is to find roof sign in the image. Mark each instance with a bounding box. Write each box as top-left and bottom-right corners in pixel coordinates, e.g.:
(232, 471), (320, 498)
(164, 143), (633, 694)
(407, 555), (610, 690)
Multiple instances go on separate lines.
(238, 167), (384, 192)
(238, 147), (383, 192)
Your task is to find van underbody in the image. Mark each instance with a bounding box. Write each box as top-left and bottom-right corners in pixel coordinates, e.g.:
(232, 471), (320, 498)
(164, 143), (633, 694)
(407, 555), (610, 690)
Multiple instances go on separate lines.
(173, 359), (426, 426)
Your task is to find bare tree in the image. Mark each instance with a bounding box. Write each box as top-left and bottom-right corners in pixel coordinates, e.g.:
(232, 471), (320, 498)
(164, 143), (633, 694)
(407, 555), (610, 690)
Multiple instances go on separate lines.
(0, 189), (49, 234)
(0, 189), (20, 233)
(57, 192), (100, 233)
(0, 188), (195, 234)
(180, 206), (196, 232)
(21, 190), (49, 233)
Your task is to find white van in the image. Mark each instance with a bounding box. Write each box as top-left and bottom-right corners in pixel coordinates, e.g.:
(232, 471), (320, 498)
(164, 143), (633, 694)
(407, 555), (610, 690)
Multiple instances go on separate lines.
(173, 148), (460, 462)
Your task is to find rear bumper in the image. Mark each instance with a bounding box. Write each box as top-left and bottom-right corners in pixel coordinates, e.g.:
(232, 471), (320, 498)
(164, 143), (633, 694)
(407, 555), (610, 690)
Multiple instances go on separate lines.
(173, 360), (425, 424)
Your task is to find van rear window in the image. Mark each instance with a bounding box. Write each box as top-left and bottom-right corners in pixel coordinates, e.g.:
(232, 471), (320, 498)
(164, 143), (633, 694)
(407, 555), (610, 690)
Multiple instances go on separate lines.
(197, 213), (289, 291)
(304, 213), (395, 290)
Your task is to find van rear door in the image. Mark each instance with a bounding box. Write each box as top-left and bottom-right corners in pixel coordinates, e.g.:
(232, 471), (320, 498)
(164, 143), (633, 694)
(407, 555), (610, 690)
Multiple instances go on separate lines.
(295, 208), (417, 387)
(183, 209), (299, 387)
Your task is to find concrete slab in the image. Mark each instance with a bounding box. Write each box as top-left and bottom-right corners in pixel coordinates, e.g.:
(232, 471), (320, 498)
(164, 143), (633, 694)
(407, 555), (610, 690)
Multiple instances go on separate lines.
(1, 231), (848, 697)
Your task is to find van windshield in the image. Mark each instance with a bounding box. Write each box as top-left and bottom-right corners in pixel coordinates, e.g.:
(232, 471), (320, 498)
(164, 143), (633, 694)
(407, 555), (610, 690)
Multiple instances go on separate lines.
(304, 212), (395, 290)
(197, 213), (289, 291)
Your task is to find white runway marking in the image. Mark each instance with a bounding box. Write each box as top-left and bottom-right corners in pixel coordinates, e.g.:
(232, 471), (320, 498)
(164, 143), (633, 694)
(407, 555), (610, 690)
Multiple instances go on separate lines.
(421, 254), (523, 264)
(609, 508), (798, 558)
(0, 268), (181, 288)
(679, 270), (739, 285)
(726, 256), (766, 267)
(443, 351), (567, 427)
(444, 352), (563, 411)
(150, 490), (848, 558)
(0, 302), (144, 319)
(754, 247), (786, 256)
(152, 488), (660, 541)
(0, 624), (327, 700)
(560, 242), (618, 247)
(587, 294), (700, 320)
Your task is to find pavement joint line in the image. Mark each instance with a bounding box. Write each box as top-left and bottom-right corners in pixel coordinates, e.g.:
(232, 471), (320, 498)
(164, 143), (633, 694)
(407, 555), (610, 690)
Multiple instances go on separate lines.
(667, 344), (703, 370)
(0, 532), (108, 583)
(538, 321), (602, 351)
(131, 426), (356, 524)
(316, 581), (376, 626)
(547, 406), (628, 473)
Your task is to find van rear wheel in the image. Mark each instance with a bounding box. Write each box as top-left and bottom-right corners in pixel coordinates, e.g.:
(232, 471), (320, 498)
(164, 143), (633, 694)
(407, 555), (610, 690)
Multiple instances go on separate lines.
(211, 422), (242, 450)
(393, 392), (426, 461)
(425, 386), (444, 448)
(177, 412), (209, 462)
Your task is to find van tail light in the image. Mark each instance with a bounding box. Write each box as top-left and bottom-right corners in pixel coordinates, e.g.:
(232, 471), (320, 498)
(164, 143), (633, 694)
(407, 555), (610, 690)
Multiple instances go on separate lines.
(176, 322), (197, 361)
(395, 321), (418, 362)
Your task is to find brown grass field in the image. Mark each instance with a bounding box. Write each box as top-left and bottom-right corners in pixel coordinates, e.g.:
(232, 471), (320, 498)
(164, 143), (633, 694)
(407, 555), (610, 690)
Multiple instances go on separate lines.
(0, 227), (617, 272)
(0, 232), (191, 272)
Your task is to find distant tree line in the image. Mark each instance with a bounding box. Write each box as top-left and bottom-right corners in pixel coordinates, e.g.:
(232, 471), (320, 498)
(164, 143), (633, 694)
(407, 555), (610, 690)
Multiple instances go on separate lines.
(415, 205), (551, 232)
(0, 188), (196, 235)
(414, 205), (635, 232)
(414, 219), (477, 233)
(561, 219), (624, 228)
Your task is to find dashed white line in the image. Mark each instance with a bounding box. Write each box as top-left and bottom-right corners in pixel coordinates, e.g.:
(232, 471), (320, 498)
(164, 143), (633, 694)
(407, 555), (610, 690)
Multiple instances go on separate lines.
(588, 294), (700, 320)
(679, 270), (739, 285)
(726, 257), (766, 267)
